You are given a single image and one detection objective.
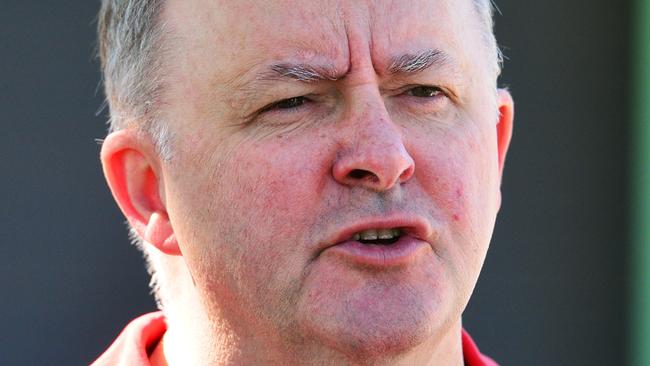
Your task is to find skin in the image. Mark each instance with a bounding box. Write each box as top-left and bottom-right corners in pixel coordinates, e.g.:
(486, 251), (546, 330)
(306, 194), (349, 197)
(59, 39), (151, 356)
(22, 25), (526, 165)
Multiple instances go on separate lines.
(101, 0), (514, 365)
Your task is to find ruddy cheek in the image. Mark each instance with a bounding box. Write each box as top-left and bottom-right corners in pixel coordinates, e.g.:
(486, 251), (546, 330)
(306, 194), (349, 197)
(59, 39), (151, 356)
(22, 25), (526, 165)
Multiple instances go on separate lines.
(455, 186), (464, 199)
(230, 143), (318, 224)
(429, 170), (467, 224)
(451, 186), (464, 222)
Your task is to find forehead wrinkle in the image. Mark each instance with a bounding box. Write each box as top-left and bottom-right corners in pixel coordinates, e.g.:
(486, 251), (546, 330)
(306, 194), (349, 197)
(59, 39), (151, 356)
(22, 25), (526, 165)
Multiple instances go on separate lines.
(223, 34), (348, 103)
(222, 59), (348, 119)
(233, 57), (349, 95)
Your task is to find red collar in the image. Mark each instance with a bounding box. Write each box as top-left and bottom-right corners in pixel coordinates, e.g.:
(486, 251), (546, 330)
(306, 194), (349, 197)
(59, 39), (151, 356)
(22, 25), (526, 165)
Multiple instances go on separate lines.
(462, 328), (499, 366)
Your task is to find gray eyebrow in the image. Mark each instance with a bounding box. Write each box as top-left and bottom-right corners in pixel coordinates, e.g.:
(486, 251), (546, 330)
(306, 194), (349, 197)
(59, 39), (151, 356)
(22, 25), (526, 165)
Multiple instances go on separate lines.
(231, 48), (454, 101)
(387, 49), (451, 75)
(264, 63), (344, 83)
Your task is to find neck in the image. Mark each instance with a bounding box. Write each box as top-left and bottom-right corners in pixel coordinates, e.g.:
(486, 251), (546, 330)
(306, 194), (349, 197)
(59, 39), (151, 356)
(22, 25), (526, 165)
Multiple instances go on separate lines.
(157, 314), (465, 366)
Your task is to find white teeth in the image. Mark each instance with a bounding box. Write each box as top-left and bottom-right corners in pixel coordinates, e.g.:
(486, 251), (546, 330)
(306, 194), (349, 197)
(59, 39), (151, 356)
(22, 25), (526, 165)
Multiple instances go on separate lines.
(377, 229), (394, 239)
(360, 229), (378, 240)
(351, 228), (401, 241)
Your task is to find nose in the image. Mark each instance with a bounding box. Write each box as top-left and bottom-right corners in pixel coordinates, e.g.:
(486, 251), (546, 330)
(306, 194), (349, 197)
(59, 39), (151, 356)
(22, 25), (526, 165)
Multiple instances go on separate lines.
(332, 99), (415, 191)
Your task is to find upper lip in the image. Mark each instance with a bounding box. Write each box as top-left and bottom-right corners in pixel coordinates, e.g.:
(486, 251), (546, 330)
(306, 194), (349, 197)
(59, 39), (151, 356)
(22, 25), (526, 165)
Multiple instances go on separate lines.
(320, 213), (435, 251)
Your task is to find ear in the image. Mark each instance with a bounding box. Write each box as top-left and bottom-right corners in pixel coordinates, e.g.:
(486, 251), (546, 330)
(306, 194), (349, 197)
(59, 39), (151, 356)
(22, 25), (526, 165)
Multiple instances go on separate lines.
(100, 130), (181, 256)
(496, 88), (514, 180)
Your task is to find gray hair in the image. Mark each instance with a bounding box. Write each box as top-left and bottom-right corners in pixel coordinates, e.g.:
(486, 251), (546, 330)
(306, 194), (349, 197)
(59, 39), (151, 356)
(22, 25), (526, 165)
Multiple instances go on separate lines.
(97, 0), (502, 311)
(98, 0), (173, 159)
(474, 0), (504, 79)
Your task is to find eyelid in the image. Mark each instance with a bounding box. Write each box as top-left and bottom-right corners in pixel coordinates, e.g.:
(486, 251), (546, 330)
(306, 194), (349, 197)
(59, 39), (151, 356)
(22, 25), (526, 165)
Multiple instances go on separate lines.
(386, 84), (457, 117)
(408, 84), (442, 94)
(382, 83), (439, 96)
(402, 84), (461, 105)
(260, 95), (311, 114)
(408, 86), (442, 97)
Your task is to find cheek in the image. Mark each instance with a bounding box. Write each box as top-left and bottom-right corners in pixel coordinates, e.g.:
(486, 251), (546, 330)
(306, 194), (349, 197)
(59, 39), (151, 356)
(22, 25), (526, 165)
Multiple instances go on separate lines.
(414, 125), (498, 221)
(224, 137), (339, 311)
(166, 132), (335, 320)
(205, 137), (331, 265)
(176, 131), (329, 234)
(407, 127), (499, 310)
(229, 138), (329, 226)
(410, 124), (499, 275)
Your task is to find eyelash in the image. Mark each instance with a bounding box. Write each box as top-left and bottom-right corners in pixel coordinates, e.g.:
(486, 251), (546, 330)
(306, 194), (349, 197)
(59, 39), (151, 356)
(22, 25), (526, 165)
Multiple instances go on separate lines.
(403, 85), (445, 99)
(263, 96), (310, 113)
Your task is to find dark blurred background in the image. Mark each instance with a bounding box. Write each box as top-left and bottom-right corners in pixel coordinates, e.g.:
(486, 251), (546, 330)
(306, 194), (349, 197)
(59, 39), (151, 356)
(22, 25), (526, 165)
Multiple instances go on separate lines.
(0, 0), (637, 365)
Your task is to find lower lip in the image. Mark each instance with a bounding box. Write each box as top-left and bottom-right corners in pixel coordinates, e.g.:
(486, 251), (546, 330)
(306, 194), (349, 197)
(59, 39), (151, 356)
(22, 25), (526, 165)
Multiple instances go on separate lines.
(325, 236), (430, 267)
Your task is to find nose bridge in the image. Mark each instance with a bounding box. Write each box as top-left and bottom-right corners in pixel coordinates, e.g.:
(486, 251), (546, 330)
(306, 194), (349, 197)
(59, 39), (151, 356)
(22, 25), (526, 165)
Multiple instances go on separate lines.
(351, 98), (404, 157)
(348, 87), (388, 132)
(332, 87), (415, 191)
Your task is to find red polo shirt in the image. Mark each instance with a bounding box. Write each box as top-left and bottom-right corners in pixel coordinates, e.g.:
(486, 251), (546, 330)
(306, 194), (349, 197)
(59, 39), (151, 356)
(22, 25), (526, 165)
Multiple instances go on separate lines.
(91, 312), (498, 365)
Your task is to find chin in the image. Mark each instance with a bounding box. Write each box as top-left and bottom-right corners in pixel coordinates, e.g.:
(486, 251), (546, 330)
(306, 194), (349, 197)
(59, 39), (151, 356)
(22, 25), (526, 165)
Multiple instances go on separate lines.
(294, 275), (451, 363)
(334, 310), (434, 359)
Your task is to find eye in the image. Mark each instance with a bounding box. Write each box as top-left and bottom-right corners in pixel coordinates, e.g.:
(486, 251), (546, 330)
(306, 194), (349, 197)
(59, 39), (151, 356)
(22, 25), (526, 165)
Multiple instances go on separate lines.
(405, 85), (443, 98)
(253, 94), (324, 125)
(271, 96), (306, 110)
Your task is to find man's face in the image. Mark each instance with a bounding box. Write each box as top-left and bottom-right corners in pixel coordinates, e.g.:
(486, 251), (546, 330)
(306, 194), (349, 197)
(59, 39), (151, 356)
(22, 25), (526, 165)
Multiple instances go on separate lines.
(159, 0), (506, 358)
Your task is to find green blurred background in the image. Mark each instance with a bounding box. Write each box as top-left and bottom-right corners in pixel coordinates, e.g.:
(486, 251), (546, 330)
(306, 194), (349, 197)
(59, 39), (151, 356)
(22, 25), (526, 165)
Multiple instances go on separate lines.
(632, 0), (650, 364)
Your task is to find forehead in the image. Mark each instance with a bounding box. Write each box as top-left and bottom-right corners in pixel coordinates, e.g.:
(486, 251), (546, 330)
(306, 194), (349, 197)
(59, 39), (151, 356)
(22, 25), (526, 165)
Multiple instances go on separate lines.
(164, 0), (481, 83)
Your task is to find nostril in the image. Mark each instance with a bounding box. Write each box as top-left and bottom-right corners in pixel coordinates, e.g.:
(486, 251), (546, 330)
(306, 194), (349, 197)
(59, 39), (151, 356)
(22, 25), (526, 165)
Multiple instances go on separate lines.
(399, 164), (415, 182)
(348, 169), (375, 181)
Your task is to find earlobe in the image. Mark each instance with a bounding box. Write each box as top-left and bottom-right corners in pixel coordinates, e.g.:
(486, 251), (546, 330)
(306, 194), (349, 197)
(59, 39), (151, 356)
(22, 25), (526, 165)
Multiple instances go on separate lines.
(101, 130), (181, 256)
(496, 89), (514, 179)
(144, 212), (181, 255)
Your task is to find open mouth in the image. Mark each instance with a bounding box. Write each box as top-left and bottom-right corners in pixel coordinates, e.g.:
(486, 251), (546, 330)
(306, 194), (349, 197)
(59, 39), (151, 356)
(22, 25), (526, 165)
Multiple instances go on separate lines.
(351, 228), (402, 245)
(325, 224), (428, 267)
